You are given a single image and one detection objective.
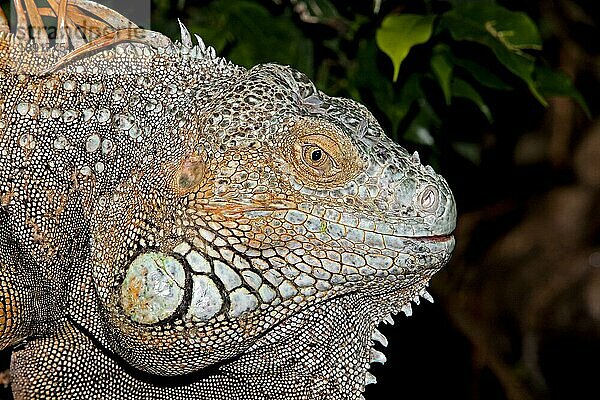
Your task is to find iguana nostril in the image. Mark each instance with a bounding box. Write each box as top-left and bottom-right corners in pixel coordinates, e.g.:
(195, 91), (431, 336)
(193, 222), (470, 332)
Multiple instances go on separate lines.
(418, 186), (439, 211)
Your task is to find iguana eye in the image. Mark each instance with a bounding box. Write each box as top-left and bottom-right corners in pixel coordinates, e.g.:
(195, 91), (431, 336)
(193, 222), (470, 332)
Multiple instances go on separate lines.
(302, 144), (333, 171)
(294, 136), (340, 181)
(286, 119), (363, 188)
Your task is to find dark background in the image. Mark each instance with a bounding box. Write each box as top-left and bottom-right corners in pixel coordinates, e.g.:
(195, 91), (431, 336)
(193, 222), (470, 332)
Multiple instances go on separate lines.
(1, 1), (599, 399)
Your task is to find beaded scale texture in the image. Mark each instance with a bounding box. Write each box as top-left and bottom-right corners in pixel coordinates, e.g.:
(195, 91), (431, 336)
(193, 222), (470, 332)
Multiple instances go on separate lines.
(0, 1), (456, 399)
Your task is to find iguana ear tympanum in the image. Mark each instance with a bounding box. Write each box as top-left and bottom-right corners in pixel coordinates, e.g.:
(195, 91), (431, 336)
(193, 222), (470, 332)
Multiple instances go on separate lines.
(0, 1), (456, 398)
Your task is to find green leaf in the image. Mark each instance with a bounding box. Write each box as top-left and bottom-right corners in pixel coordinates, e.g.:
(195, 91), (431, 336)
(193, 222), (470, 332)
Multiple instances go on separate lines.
(440, 3), (547, 105)
(431, 44), (454, 104)
(376, 14), (436, 81)
(295, 0), (340, 23)
(452, 141), (482, 164)
(405, 115), (435, 145)
(534, 65), (591, 118)
(452, 57), (513, 90)
(189, 1), (313, 74)
(355, 41), (427, 137)
(403, 99), (441, 146)
(451, 78), (493, 122)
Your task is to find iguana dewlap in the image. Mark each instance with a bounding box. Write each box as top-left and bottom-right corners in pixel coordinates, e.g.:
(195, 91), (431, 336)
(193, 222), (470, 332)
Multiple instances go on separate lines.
(0, 1), (456, 398)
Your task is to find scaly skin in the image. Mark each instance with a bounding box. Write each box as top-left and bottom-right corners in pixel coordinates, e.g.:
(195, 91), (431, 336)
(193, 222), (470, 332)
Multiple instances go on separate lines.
(0, 2), (456, 399)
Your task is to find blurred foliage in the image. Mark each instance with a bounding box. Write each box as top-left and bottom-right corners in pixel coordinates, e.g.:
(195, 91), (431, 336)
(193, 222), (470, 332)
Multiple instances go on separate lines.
(152, 0), (587, 169)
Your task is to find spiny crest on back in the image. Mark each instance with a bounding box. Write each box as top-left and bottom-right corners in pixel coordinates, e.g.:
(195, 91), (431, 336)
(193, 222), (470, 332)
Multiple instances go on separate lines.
(0, 0), (228, 76)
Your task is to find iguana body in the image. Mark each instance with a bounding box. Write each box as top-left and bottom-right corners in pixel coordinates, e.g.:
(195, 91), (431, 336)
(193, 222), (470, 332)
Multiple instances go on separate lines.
(0, 2), (456, 399)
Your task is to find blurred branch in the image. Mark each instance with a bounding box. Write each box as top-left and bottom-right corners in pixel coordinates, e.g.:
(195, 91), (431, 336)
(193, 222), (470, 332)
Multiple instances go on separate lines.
(0, 370), (9, 390)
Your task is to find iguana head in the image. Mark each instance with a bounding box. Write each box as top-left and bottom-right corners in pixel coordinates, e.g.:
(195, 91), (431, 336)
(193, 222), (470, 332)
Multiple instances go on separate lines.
(90, 49), (456, 387)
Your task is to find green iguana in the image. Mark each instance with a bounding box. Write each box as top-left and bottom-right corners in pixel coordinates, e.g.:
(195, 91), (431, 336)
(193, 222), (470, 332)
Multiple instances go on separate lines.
(0, 1), (456, 398)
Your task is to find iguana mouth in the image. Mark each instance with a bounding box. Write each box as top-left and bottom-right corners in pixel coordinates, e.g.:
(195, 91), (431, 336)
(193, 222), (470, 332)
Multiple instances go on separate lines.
(410, 233), (455, 242)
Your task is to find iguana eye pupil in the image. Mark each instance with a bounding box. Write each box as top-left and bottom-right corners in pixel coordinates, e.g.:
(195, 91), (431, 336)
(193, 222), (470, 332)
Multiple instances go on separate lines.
(310, 149), (322, 162)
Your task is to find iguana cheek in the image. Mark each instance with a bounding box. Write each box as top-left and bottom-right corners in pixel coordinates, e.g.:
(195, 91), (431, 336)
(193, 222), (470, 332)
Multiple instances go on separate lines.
(118, 247), (264, 326)
(120, 252), (186, 325)
(179, 246), (261, 321)
(187, 275), (223, 321)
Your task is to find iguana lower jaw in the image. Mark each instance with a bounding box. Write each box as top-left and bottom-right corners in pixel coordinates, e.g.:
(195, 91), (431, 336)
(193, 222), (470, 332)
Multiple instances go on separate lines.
(331, 272), (445, 398)
(237, 276), (442, 400)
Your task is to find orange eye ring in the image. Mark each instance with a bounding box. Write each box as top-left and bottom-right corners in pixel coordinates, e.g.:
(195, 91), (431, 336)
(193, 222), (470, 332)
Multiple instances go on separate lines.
(285, 118), (364, 189)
